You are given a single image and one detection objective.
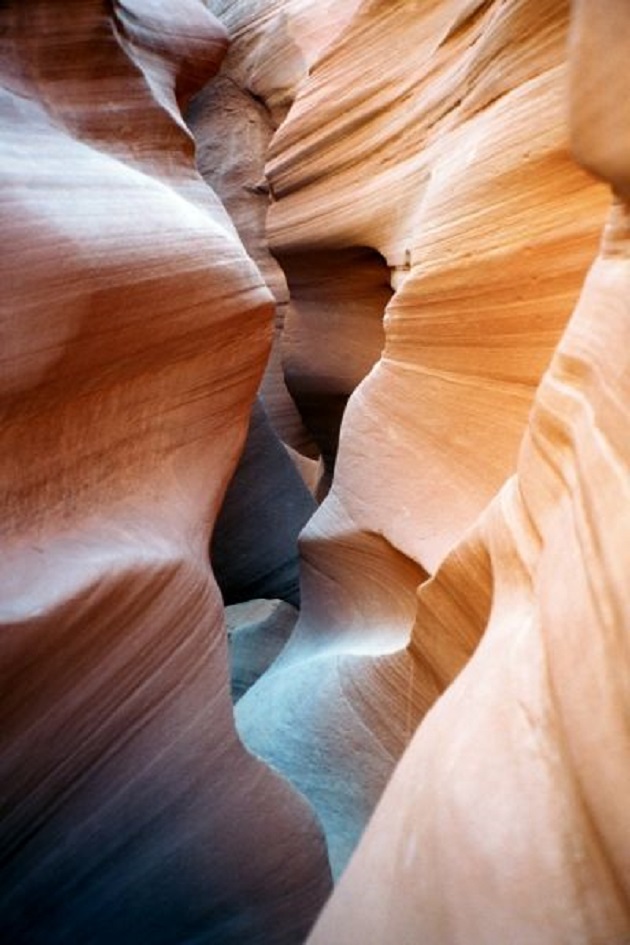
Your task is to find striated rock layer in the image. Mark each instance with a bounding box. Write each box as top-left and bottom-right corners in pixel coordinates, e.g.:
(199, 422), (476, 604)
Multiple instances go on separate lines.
(310, 194), (630, 942)
(0, 2), (331, 943)
(246, 0), (629, 940)
(3, 0), (630, 942)
(214, 0), (614, 883)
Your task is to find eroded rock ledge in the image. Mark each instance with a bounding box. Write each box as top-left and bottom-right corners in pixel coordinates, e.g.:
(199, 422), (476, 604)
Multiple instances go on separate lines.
(2, 1), (630, 944)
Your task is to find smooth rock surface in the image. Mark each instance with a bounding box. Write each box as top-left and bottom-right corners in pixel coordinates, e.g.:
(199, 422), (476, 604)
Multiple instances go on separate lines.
(0, 2), (331, 942)
(215, 0), (619, 894)
(306, 1), (630, 941)
(3, 0), (630, 941)
(308, 193), (630, 942)
(226, 598), (298, 702)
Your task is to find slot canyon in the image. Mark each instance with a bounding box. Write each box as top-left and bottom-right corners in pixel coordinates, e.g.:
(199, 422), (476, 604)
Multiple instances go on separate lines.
(2, 1), (630, 943)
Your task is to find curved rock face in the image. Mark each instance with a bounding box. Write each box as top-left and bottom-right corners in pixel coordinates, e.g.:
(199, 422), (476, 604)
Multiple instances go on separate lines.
(0, 2), (331, 943)
(289, 1), (630, 940)
(186, 68), (319, 607)
(186, 68), (315, 459)
(308, 200), (630, 941)
(3, 0), (630, 942)
(266, 0), (609, 573)
(280, 246), (391, 496)
(218, 0), (612, 882)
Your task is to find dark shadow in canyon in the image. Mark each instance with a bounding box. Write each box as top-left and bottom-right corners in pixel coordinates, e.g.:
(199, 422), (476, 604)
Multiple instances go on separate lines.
(277, 246), (392, 498)
(211, 398), (316, 608)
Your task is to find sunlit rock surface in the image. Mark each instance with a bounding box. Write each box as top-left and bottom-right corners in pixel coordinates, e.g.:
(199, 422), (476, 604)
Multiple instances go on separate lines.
(303, 1), (630, 941)
(3, 0), (630, 942)
(0, 2), (331, 943)
(214, 0), (615, 884)
(309, 196), (630, 941)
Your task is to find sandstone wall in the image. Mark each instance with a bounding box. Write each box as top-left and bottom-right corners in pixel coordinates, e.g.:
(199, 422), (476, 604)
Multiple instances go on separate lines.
(2, 0), (630, 943)
(225, 0), (616, 888)
(0, 3), (330, 942)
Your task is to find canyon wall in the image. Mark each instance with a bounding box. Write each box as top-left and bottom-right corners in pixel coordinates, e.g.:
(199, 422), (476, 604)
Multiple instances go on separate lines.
(0, 3), (331, 943)
(2, 0), (630, 943)
(221, 0), (618, 889)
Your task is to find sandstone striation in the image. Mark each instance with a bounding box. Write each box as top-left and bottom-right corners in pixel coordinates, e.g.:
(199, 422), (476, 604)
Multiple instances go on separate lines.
(0, 2), (330, 942)
(309, 197), (630, 943)
(222, 0), (612, 881)
(303, 1), (630, 941)
(3, 0), (630, 942)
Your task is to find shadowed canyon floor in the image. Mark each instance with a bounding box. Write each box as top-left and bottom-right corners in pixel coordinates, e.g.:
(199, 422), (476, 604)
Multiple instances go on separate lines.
(2, 1), (630, 944)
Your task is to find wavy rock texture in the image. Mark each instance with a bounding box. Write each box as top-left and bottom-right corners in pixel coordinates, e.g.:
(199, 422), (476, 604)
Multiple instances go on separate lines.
(0, 2), (331, 943)
(3, 0), (630, 942)
(309, 199), (630, 943)
(187, 69), (319, 606)
(209, 0), (614, 884)
(262, 0), (629, 940)
(187, 68), (313, 458)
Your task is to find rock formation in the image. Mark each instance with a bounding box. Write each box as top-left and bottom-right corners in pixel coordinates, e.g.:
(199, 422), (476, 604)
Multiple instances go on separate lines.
(0, 3), (331, 943)
(225, 0), (613, 882)
(2, 0), (630, 943)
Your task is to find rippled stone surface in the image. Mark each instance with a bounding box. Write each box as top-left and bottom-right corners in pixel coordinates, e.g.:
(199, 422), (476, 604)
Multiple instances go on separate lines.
(0, 3), (331, 942)
(3, 0), (630, 942)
